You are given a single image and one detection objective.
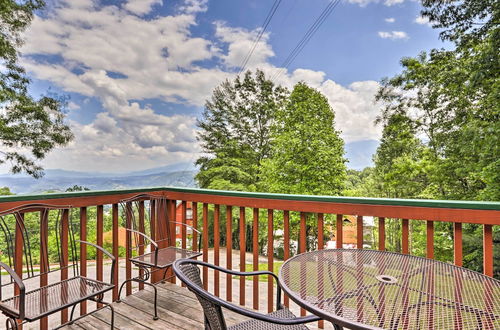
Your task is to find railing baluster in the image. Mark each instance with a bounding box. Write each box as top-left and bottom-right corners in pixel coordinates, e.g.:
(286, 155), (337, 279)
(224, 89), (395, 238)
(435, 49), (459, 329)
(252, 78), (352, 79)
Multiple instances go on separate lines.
(125, 202), (132, 295)
(239, 207), (246, 307)
(357, 215), (363, 249)
(138, 201), (145, 290)
(336, 214), (343, 248)
(97, 205), (104, 307)
(283, 210), (290, 308)
(193, 202), (198, 252)
(112, 203), (119, 300)
(299, 212), (306, 317)
(214, 204), (220, 296)
(181, 201), (187, 288)
(149, 199), (157, 284)
(483, 224), (493, 276)
(454, 222), (462, 266)
(402, 218), (409, 254)
(226, 205), (233, 301)
(40, 209), (49, 330)
(317, 213), (324, 329)
(60, 208), (69, 323)
(267, 209), (274, 313)
(181, 201), (187, 250)
(14, 213), (23, 330)
(169, 199), (177, 284)
(203, 203), (209, 290)
(79, 207), (87, 315)
(378, 217), (385, 251)
(252, 208), (259, 310)
(427, 220), (434, 259)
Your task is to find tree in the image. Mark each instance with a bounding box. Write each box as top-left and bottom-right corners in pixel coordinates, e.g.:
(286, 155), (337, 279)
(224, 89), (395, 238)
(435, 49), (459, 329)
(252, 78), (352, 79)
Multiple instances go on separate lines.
(260, 82), (346, 195)
(1, 0), (73, 178)
(196, 70), (288, 191)
(0, 186), (14, 195)
(65, 185), (90, 192)
(372, 114), (430, 199)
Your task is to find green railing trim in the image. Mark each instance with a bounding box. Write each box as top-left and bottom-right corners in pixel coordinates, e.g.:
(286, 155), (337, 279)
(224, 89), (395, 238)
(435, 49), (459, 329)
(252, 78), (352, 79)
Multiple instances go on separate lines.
(0, 186), (499, 211)
(163, 187), (500, 211)
(0, 187), (164, 202)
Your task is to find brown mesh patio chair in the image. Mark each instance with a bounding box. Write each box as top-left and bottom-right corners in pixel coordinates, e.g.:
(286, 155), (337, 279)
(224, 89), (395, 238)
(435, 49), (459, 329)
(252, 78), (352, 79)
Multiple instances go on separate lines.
(173, 259), (321, 330)
(116, 194), (202, 320)
(0, 204), (116, 329)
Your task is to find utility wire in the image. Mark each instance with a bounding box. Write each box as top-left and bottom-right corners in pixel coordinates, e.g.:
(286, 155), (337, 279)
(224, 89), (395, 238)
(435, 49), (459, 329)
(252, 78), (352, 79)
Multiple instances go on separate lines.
(237, 0), (282, 76)
(272, 0), (341, 83)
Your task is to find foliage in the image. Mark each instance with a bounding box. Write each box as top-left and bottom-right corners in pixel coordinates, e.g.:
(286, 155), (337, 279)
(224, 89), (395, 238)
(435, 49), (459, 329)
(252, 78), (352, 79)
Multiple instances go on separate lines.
(65, 185), (90, 192)
(0, 0), (73, 178)
(196, 70), (288, 191)
(260, 82), (346, 195)
(0, 186), (14, 195)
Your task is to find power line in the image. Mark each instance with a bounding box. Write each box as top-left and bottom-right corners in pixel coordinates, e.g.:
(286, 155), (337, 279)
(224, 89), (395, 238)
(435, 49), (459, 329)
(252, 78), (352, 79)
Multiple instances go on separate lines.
(237, 0), (282, 76)
(272, 0), (341, 83)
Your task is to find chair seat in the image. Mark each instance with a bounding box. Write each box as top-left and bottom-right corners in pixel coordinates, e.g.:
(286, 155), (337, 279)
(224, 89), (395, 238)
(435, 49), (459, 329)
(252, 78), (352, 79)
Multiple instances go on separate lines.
(130, 246), (202, 268)
(0, 276), (114, 321)
(228, 308), (309, 330)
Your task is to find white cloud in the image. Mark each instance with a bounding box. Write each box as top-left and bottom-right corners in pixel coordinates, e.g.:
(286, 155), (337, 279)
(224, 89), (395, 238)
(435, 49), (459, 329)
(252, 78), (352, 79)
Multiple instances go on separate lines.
(383, 0), (404, 6)
(415, 15), (432, 27)
(179, 0), (208, 14)
(347, 0), (405, 6)
(124, 0), (162, 15)
(21, 0), (384, 172)
(385, 17), (395, 23)
(378, 31), (409, 40)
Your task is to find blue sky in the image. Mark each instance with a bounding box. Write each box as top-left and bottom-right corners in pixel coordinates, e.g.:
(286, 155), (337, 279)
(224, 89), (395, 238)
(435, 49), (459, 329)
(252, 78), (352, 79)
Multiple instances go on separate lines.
(12, 0), (447, 173)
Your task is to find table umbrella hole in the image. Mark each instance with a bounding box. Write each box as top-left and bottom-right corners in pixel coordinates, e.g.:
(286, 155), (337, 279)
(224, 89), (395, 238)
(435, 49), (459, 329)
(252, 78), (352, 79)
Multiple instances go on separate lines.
(375, 275), (398, 284)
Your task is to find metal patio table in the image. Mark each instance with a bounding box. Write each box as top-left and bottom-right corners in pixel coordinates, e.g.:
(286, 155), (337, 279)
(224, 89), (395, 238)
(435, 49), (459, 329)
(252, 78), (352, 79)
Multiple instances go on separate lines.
(279, 249), (500, 330)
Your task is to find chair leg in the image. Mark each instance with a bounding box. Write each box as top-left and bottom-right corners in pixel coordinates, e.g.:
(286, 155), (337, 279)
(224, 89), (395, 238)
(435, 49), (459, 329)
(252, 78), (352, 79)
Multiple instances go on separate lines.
(5, 318), (17, 330)
(332, 323), (343, 330)
(69, 303), (78, 324)
(107, 303), (115, 329)
(142, 281), (159, 320)
(116, 278), (132, 303)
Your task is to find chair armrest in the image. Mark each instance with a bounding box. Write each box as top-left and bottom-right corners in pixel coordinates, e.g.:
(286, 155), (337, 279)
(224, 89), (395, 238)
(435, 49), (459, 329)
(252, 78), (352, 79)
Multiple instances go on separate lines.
(0, 262), (25, 319)
(168, 221), (203, 253)
(177, 260), (285, 310)
(124, 229), (160, 267)
(77, 240), (116, 285)
(173, 259), (320, 325)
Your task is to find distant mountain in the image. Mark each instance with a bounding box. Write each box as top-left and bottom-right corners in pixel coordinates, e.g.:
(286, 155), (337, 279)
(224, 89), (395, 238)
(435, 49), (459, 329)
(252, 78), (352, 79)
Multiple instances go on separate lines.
(345, 140), (379, 170)
(0, 169), (197, 194)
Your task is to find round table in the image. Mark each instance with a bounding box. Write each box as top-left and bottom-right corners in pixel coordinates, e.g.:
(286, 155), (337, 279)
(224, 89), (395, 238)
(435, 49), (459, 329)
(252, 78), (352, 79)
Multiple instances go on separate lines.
(279, 249), (500, 330)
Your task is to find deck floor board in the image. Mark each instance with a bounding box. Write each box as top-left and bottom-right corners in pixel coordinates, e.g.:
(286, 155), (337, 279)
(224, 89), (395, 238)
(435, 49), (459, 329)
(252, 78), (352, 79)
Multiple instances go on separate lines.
(65, 282), (249, 329)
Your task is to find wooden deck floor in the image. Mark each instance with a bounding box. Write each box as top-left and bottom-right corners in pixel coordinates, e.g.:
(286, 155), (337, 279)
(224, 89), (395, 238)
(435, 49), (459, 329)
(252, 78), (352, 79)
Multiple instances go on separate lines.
(63, 282), (250, 330)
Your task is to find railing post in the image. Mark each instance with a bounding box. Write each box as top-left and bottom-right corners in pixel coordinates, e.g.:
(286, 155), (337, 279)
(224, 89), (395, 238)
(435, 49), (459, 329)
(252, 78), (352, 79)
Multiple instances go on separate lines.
(40, 210), (49, 330)
(378, 217), (385, 251)
(483, 225), (493, 276)
(401, 219), (409, 254)
(203, 203), (209, 290)
(453, 222), (462, 266)
(14, 213), (23, 330)
(426, 220), (434, 259)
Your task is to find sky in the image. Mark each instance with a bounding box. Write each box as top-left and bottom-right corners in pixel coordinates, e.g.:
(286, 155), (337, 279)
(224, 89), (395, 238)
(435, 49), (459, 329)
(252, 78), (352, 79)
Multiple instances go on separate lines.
(10, 0), (447, 173)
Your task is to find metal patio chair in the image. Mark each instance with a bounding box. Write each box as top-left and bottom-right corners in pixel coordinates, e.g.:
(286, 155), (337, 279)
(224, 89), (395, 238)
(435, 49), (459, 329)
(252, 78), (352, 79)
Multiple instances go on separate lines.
(0, 204), (116, 329)
(173, 259), (321, 330)
(116, 194), (202, 320)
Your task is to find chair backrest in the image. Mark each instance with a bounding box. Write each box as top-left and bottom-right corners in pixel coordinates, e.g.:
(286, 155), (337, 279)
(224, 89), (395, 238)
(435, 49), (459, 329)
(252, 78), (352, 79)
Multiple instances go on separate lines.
(175, 261), (227, 330)
(0, 204), (77, 295)
(119, 194), (172, 252)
